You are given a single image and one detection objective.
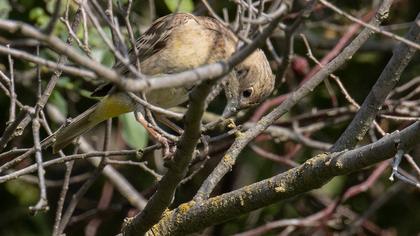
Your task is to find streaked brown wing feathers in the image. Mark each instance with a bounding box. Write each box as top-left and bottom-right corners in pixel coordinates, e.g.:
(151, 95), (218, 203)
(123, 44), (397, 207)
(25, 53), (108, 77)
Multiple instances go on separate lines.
(114, 13), (195, 75)
(93, 13), (195, 97)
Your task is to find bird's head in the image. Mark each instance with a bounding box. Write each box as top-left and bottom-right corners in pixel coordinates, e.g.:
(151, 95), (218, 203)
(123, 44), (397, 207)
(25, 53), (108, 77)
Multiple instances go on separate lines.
(223, 49), (275, 116)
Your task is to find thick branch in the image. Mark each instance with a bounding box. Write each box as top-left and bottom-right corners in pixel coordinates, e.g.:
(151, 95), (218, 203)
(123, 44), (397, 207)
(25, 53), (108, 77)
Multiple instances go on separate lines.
(332, 12), (420, 151)
(121, 80), (215, 235)
(121, 4), (291, 234)
(0, 19), (226, 93)
(0, 5), (290, 94)
(150, 121), (420, 235)
(194, 0), (394, 201)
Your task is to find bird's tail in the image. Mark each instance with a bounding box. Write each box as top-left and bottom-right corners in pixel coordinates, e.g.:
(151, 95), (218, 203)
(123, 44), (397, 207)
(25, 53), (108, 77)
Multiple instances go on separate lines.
(52, 104), (99, 153)
(52, 94), (134, 153)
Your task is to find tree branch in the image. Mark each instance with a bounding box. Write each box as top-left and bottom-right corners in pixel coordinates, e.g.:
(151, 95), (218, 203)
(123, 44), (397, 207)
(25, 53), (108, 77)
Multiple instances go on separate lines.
(194, 0), (394, 201)
(332, 12), (420, 151)
(121, 80), (216, 235)
(120, 3), (293, 234)
(149, 121), (420, 235)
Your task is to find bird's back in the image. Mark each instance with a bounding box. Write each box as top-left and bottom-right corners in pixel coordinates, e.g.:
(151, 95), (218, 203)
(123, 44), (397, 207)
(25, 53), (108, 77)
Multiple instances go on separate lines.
(136, 13), (239, 107)
(93, 13), (240, 108)
(139, 13), (238, 75)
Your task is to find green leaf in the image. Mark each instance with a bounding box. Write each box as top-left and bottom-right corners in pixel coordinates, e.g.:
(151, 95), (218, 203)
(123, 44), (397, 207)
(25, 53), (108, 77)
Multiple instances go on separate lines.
(29, 7), (44, 21)
(46, 0), (60, 14)
(88, 27), (115, 67)
(101, 50), (115, 67)
(49, 90), (68, 117)
(0, 0), (11, 19)
(356, 52), (380, 64)
(120, 113), (148, 149)
(29, 7), (50, 27)
(5, 180), (39, 205)
(316, 175), (346, 197)
(164, 0), (194, 13)
(57, 77), (73, 89)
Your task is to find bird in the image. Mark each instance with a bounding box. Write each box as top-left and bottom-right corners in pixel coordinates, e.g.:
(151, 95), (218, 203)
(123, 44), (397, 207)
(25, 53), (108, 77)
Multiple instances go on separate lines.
(51, 13), (275, 153)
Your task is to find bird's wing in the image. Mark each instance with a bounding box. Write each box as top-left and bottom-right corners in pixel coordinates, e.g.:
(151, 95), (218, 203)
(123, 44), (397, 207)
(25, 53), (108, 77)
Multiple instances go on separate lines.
(92, 13), (196, 97)
(196, 16), (237, 44)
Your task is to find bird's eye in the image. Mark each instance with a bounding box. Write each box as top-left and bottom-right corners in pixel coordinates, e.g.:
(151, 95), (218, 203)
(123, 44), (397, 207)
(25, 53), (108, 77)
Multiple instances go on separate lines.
(242, 87), (253, 98)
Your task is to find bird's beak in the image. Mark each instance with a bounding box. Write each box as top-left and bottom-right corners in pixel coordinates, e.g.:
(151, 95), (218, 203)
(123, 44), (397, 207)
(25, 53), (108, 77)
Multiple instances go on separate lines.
(222, 99), (239, 117)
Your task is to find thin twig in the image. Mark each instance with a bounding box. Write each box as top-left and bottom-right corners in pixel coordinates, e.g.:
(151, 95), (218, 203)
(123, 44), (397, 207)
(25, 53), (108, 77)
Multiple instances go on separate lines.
(194, 0), (393, 201)
(28, 117), (49, 214)
(320, 0), (420, 50)
(7, 44), (16, 123)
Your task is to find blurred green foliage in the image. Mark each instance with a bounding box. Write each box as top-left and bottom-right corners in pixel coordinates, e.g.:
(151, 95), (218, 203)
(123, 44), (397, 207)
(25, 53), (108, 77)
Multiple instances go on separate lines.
(0, 0), (11, 19)
(5, 180), (40, 205)
(120, 113), (148, 150)
(164, 0), (194, 12)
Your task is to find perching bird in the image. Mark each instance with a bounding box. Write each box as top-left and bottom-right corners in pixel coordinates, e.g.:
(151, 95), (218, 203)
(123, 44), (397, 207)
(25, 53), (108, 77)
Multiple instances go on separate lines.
(52, 13), (275, 153)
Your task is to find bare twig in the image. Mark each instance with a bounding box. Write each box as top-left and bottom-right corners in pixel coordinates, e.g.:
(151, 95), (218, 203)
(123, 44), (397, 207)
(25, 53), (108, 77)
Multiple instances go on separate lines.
(0, 45), (96, 78)
(52, 159), (74, 236)
(149, 121), (420, 235)
(7, 44), (16, 123)
(195, 0), (393, 201)
(122, 78), (217, 235)
(58, 119), (113, 234)
(332, 12), (420, 151)
(28, 117), (49, 214)
(319, 0), (420, 50)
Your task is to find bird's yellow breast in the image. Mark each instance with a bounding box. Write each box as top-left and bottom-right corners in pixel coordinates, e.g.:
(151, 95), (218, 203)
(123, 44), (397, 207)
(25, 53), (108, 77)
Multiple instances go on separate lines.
(91, 93), (134, 123)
